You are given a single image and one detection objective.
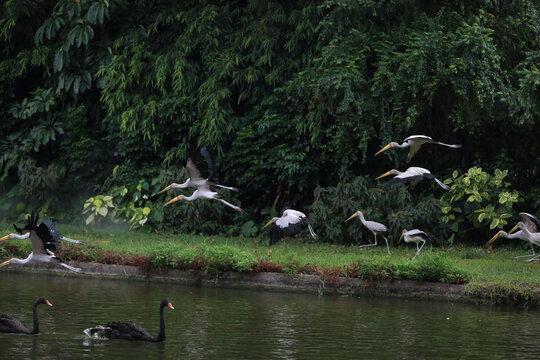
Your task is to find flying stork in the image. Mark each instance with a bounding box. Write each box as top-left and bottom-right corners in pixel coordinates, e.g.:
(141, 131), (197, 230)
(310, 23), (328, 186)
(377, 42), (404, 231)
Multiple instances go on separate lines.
(375, 135), (462, 162)
(157, 146), (238, 195)
(0, 213), (81, 272)
(346, 211), (391, 255)
(376, 167), (450, 190)
(163, 183), (242, 212)
(399, 229), (429, 260)
(260, 209), (317, 246)
(486, 213), (540, 261)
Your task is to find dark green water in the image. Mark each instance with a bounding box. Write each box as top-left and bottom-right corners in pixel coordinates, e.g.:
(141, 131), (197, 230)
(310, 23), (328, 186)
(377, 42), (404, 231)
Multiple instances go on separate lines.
(0, 272), (538, 360)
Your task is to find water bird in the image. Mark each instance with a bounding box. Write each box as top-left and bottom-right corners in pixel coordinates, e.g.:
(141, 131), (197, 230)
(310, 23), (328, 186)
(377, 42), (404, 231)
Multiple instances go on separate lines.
(0, 212), (81, 272)
(0, 297), (52, 334)
(156, 146), (238, 195)
(84, 299), (174, 342)
(260, 209), (317, 246)
(375, 135), (462, 162)
(346, 211), (391, 255)
(486, 213), (540, 260)
(488, 219), (540, 263)
(399, 229), (429, 260)
(376, 166), (450, 190)
(163, 183), (242, 212)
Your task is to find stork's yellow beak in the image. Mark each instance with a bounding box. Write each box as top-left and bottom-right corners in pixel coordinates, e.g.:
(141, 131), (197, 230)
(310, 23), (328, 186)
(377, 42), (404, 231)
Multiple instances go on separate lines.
(346, 212), (358, 222)
(156, 184), (172, 196)
(399, 232), (404, 243)
(376, 170), (394, 180)
(375, 143), (393, 156)
(0, 234), (11, 242)
(0, 259), (12, 267)
(261, 218), (276, 230)
(163, 196), (181, 207)
(509, 223), (520, 234)
(485, 232), (500, 247)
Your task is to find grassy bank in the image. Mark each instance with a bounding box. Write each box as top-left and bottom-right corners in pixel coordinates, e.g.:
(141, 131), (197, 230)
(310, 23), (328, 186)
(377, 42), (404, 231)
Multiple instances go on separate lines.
(0, 223), (538, 305)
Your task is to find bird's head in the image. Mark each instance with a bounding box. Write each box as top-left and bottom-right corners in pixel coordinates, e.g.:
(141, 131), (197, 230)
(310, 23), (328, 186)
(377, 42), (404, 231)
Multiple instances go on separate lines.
(375, 142), (399, 156)
(262, 217), (278, 230)
(509, 222), (525, 234)
(375, 169), (398, 180)
(156, 184), (173, 196)
(36, 297), (53, 307)
(163, 195), (184, 207)
(345, 211), (360, 222)
(485, 231), (503, 247)
(161, 299), (174, 310)
(399, 229), (408, 243)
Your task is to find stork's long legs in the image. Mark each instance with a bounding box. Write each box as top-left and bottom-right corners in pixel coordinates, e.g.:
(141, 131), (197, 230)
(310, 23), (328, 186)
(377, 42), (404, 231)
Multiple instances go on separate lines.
(213, 198), (243, 212)
(358, 234), (378, 249)
(412, 240), (426, 260)
(525, 255), (540, 263)
(58, 263), (82, 272)
(381, 234), (391, 255)
(60, 236), (84, 245)
(510, 243), (537, 260)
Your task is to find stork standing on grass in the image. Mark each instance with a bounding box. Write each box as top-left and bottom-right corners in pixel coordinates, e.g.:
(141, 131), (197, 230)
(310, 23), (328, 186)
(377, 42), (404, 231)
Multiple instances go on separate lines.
(260, 209), (317, 246)
(346, 211), (391, 255)
(486, 212), (540, 260)
(375, 135), (462, 162)
(156, 146), (238, 195)
(376, 167), (450, 190)
(0, 213), (81, 272)
(400, 229), (429, 260)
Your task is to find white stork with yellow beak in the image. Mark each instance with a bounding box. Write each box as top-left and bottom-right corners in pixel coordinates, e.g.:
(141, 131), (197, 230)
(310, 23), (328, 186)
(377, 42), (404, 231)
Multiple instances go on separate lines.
(375, 135), (462, 162)
(376, 167), (450, 190)
(260, 210), (317, 246)
(0, 213), (81, 272)
(400, 229), (429, 260)
(163, 184), (242, 212)
(486, 213), (540, 262)
(346, 211), (391, 255)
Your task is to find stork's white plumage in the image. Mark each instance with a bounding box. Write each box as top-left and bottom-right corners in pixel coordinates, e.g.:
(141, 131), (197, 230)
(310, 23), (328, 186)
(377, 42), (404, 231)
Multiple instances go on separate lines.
(163, 184), (242, 212)
(375, 135), (462, 162)
(260, 209), (317, 246)
(157, 147), (238, 196)
(399, 229), (429, 260)
(0, 213), (81, 272)
(376, 166), (450, 190)
(346, 211), (391, 255)
(486, 213), (540, 261)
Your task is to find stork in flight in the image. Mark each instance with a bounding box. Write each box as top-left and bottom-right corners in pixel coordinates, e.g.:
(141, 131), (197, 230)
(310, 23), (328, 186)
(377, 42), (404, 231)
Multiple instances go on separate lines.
(157, 147), (238, 195)
(346, 211), (391, 255)
(260, 209), (317, 246)
(163, 183), (242, 212)
(486, 213), (540, 261)
(375, 135), (462, 162)
(376, 166), (450, 190)
(400, 229), (429, 260)
(0, 213), (81, 272)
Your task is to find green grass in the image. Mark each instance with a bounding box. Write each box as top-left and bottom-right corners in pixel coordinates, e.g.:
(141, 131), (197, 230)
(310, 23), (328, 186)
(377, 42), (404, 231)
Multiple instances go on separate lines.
(1, 223), (538, 304)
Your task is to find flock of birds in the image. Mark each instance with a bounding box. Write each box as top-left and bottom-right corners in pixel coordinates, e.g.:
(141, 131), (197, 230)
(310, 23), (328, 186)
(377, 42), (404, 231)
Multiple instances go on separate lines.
(0, 297), (174, 342)
(0, 134), (538, 342)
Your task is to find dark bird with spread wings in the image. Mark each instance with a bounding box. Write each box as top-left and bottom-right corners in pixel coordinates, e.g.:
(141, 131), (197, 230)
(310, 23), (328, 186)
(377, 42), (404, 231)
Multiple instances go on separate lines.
(376, 167), (450, 191)
(157, 146), (238, 195)
(260, 210), (317, 246)
(84, 299), (174, 342)
(375, 135), (462, 162)
(0, 213), (81, 272)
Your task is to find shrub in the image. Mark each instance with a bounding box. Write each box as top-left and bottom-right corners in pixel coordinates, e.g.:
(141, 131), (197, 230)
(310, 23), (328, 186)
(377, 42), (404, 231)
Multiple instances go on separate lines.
(310, 176), (441, 245)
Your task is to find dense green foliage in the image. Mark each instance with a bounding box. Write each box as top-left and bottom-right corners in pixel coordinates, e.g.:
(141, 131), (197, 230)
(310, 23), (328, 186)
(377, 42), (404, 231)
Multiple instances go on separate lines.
(1, 0), (538, 244)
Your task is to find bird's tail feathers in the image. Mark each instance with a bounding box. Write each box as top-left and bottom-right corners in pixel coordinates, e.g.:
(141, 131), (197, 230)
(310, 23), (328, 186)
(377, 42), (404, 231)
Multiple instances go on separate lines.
(434, 178), (450, 191)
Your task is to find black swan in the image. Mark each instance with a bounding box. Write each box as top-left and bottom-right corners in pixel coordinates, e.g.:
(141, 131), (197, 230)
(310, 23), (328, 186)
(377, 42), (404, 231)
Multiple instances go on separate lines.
(85, 299), (174, 342)
(0, 297), (53, 334)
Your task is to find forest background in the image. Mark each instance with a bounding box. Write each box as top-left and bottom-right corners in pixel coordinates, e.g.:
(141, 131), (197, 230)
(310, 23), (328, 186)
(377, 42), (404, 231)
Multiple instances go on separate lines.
(0, 0), (538, 247)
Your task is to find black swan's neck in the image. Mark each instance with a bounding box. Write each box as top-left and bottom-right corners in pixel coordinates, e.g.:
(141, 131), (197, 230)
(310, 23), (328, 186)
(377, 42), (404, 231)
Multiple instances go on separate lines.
(31, 301), (40, 334)
(153, 304), (166, 342)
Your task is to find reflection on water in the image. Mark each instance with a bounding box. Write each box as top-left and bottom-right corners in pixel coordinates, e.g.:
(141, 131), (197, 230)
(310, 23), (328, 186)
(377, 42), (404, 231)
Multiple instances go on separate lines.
(0, 271), (538, 360)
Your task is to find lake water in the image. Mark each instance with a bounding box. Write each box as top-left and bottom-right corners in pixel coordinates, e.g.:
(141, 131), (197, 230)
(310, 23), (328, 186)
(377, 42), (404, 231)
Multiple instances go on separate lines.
(0, 271), (538, 359)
